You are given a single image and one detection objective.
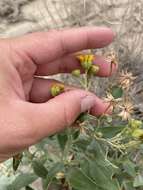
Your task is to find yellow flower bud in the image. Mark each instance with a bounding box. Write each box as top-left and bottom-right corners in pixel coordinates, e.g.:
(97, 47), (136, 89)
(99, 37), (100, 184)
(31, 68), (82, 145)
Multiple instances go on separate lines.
(89, 65), (100, 75)
(76, 54), (95, 71)
(130, 119), (142, 129)
(132, 129), (143, 139)
(87, 55), (94, 63)
(76, 55), (85, 63)
(72, 69), (81, 77)
(50, 84), (65, 97)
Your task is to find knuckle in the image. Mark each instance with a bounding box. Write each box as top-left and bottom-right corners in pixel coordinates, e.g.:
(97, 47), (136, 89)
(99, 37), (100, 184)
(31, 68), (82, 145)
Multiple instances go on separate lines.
(62, 101), (76, 126)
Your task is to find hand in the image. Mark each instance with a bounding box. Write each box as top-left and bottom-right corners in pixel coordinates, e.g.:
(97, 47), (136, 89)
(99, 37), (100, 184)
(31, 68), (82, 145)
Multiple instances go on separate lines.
(0, 27), (116, 162)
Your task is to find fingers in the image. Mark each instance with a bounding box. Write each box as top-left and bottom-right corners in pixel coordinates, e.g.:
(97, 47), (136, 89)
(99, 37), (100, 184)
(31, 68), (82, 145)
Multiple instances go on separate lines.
(93, 55), (117, 76)
(35, 54), (117, 76)
(11, 27), (115, 65)
(30, 78), (65, 103)
(25, 89), (110, 143)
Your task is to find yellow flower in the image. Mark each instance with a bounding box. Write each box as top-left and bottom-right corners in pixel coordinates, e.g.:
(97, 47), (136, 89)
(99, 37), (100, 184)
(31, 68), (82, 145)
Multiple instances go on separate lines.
(76, 54), (95, 71)
(118, 70), (136, 90)
(77, 54), (94, 63)
(76, 55), (85, 63)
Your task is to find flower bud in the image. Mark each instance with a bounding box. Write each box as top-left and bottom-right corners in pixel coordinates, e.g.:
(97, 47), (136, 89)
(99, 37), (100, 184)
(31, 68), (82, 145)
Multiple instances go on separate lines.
(76, 55), (84, 63)
(89, 65), (100, 75)
(51, 84), (65, 97)
(96, 132), (103, 138)
(132, 129), (143, 139)
(81, 61), (92, 71)
(130, 119), (142, 129)
(76, 54), (94, 71)
(56, 172), (65, 179)
(72, 69), (81, 77)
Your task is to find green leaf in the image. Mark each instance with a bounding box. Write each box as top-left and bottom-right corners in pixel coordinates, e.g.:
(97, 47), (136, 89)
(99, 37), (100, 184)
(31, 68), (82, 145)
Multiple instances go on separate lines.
(80, 160), (90, 177)
(122, 181), (134, 190)
(7, 173), (37, 190)
(0, 176), (14, 190)
(76, 113), (90, 123)
(133, 174), (143, 187)
(32, 160), (48, 178)
(88, 160), (119, 190)
(75, 138), (90, 151)
(87, 140), (106, 161)
(123, 160), (136, 177)
(43, 162), (64, 188)
(72, 129), (80, 140)
(67, 167), (100, 190)
(111, 86), (123, 99)
(57, 132), (68, 151)
(98, 126), (125, 138)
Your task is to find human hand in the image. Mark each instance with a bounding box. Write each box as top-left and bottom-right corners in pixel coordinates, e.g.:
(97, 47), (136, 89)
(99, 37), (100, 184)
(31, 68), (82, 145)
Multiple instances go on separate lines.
(0, 27), (116, 162)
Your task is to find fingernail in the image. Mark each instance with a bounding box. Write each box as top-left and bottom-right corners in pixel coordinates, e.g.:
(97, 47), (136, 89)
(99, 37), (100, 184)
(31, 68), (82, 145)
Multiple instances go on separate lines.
(81, 96), (95, 112)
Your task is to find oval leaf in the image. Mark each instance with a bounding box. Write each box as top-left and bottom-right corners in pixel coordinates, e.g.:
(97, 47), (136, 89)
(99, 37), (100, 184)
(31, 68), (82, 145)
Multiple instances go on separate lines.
(111, 86), (123, 99)
(7, 173), (37, 190)
(67, 167), (100, 190)
(32, 160), (48, 178)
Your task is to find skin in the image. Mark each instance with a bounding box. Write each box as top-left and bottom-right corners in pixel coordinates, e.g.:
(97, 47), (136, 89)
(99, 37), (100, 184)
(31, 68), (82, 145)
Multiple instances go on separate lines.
(0, 27), (117, 162)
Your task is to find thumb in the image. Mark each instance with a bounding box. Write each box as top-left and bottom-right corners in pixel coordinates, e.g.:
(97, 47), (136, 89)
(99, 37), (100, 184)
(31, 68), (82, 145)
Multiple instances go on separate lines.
(25, 89), (108, 144)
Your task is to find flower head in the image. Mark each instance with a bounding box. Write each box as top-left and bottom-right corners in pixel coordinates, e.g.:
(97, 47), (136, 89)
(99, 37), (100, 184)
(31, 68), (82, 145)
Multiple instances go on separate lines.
(103, 93), (122, 112)
(51, 83), (65, 97)
(56, 172), (65, 179)
(104, 93), (122, 105)
(76, 54), (95, 71)
(89, 65), (100, 75)
(118, 70), (136, 90)
(72, 69), (81, 77)
(118, 100), (134, 120)
(106, 52), (118, 65)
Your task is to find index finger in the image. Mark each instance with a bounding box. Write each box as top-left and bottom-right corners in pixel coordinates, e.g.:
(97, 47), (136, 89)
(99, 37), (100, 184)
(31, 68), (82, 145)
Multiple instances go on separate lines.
(11, 27), (115, 65)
